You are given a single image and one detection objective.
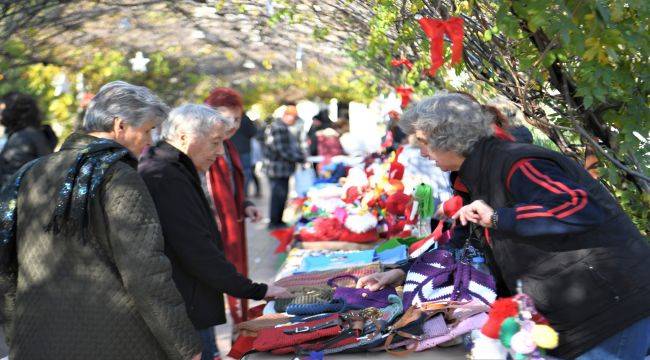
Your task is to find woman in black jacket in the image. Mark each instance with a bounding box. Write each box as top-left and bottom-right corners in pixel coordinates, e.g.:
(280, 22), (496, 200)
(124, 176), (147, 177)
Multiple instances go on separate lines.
(358, 93), (650, 359)
(138, 103), (290, 360)
(0, 92), (57, 187)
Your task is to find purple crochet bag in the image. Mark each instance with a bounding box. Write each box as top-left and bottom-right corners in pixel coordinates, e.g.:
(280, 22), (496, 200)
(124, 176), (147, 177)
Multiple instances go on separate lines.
(402, 249), (497, 309)
(327, 275), (397, 309)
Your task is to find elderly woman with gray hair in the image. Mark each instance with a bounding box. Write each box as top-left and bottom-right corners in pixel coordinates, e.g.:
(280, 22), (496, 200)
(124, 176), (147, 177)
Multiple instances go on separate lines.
(358, 93), (650, 359)
(0, 81), (202, 359)
(138, 104), (291, 360)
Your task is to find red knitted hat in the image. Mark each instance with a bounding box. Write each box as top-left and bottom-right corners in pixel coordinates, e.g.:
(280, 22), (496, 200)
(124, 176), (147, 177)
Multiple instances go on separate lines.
(481, 297), (519, 339)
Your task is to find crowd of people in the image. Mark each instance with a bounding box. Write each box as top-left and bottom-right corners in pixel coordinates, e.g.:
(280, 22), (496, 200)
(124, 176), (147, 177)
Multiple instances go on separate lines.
(0, 82), (647, 360)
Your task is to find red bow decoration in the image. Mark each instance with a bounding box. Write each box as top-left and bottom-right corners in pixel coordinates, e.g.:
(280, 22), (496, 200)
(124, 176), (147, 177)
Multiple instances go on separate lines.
(390, 58), (414, 71)
(395, 86), (414, 109)
(417, 17), (464, 76)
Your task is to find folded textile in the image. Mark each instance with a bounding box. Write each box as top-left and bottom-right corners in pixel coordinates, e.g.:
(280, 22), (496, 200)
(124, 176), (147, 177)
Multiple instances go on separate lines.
(299, 250), (375, 273)
(236, 313), (292, 337)
(375, 244), (408, 266)
(274, 263), (381, 288)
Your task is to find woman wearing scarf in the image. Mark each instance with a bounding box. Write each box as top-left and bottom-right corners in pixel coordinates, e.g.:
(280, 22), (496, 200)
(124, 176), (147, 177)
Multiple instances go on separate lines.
(203, 88), (262, 324)
(0, 81), (202, 359)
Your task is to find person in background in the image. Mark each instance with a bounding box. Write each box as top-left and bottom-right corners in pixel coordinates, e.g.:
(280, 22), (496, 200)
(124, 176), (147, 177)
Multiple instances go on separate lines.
(0, 92), (58, 187)
(359, 93), (650, 360)
(487, 96), (533, 144)
(139, 104), (291, 360)
(264, 105), (305, 229)
(203, 87), (262, 325)
(249, 122), (264, 198)
(0, 81), (202, 359)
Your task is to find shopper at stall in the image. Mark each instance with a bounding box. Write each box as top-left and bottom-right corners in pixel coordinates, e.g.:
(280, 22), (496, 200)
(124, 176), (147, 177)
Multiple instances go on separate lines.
(139, 104), (291, 360)
(0, 92), (58, 187)
(264, 104), (306, 229)
(0, 81), (202, 359)
(204, 87), (262, 324)
(358, 92), (650, 359)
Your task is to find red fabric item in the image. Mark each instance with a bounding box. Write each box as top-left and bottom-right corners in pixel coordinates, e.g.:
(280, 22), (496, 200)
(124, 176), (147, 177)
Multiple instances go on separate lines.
(248, 304), (266, 320)
(299, 217), (345, 242)
(385, 192), (410, 215)
(390, 58), (414, 71)
(492, 124), (516, 141)
(443, 195), (464, 217)
(343, 187), (362, 204)
(340, 228), (378, 243)
(395, 86), (414, 109)
(316, 131), (344, 168)
(481, 297), (519, 339)
(253, 314), (342, 351)
(389, 161), (405, 180)
(207, 139), (249, 324)
(270, 335), (359, 355)
(453, 177), (469, 193)
(271, 226), (295, 253)
(228, 335), (256, 359)
(417, 17), (464, 76)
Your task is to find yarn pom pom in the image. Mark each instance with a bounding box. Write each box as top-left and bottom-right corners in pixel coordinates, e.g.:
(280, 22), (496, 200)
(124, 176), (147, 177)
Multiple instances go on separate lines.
(481, 297), (519, 339)
(499, 317), (520, 348)
(510, 330), (537, 355)
(532, 324), (559, 349)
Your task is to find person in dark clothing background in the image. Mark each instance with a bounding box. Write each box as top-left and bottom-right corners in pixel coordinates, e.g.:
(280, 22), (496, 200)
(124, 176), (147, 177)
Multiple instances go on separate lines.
(358, 93), (650, 360)
(139, 104), (290, 360)
(264, 105), (305, 229)
(229, 113), (257, 196)
(0, 92), (57, 187)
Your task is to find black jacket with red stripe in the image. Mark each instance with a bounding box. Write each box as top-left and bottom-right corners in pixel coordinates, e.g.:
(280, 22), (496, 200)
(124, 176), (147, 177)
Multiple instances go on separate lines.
(458, 136), (650, 359)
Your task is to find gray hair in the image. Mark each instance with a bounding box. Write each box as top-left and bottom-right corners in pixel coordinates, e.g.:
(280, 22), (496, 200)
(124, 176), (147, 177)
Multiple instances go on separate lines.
(405, 92), (495, 156)
(83, 80), (169, 132)
(487, 96), (525, 126)
(159, 104), (232, 141)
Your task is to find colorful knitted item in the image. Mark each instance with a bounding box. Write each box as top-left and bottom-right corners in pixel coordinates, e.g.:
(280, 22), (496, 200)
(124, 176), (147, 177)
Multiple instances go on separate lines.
(274, 286), (334, 313)
(402, 249), (497, 309)
(253, 314), (342, 352)
(275, 263), (381, 288)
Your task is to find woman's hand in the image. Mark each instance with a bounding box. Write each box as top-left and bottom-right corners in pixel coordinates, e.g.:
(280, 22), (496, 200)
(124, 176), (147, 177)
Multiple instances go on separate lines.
(244, 205), (262, 223)
(452, 200), (494, 228)
(264, 284), (293, 300)
(356, 269), (406, 291)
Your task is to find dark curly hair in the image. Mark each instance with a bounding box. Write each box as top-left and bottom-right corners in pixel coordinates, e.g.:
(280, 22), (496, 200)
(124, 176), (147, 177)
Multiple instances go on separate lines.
(1, 92), (42, 133)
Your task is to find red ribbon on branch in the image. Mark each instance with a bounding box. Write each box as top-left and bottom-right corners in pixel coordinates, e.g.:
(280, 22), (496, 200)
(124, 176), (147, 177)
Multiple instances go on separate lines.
(417, 17), (464, 76)
(395, 86), (414, 109)
(390, 58), (414, 71)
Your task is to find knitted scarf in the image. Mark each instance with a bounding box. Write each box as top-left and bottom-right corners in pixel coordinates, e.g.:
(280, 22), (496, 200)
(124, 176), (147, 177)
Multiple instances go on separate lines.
(0, 138), (129, 273)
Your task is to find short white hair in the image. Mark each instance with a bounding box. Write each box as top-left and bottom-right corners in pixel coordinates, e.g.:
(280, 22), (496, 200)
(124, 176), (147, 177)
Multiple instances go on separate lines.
(159, 104), (232, 141)
(83, 80), (168, 132)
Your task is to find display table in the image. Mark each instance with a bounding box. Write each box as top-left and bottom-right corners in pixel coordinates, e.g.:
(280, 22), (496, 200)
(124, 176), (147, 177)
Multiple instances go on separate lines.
(243, 345), (466, 359)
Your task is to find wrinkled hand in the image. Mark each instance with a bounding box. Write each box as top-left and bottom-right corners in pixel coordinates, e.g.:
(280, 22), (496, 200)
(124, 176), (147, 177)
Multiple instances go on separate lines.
(452, 200), (494, 228)
(356, 269), (406, 291)
(245, 206), (262, 223)
(264, 284), (293, 300)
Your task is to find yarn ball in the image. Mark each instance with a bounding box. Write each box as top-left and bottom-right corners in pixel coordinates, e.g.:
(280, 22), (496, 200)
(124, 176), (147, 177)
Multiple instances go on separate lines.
(499, 317), (520, 348)
(385, 191), (410, 215)
(510, 330), (537, 355)
(481, 297), (519, 339)
(532, 324), (559, 349)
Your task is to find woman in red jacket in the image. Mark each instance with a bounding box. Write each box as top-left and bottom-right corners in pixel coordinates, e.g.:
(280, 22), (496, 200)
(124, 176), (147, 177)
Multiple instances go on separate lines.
(204, 88), (262, 324)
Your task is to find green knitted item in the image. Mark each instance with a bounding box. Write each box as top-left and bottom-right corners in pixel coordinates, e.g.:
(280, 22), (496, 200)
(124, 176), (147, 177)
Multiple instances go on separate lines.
(376, 237), (420, 253)
(414, 183), (434, 218)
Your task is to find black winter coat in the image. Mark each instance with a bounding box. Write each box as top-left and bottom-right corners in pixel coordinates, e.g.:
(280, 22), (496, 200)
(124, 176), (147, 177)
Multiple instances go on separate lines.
(459, 137), (650, 358)
(138, 141), (267, 329)
(0, 126), (57, 187)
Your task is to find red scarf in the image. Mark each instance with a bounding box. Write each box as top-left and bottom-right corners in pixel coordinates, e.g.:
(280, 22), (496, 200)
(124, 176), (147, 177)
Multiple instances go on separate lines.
(207, 139), (249, 324)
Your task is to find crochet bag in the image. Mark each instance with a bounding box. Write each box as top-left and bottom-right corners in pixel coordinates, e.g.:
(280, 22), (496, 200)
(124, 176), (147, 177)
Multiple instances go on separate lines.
(253, 314), (343, 352)
(402, 227), (496, 308)
(273, 286), (334, 313)
(328, 275), (398, 310)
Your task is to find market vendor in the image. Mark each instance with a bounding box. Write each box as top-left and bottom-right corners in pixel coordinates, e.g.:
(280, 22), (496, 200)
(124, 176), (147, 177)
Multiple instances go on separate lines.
(138, 104), (291, 360)
(357, 92), (650, 359)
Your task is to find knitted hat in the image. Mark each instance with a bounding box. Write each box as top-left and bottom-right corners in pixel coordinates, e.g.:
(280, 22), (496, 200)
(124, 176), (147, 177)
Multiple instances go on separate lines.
(481, 297), (519, 339)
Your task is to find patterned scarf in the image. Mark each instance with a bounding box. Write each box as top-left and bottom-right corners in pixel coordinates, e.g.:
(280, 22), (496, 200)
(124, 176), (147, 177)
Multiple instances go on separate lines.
(0, 138), (129, 272)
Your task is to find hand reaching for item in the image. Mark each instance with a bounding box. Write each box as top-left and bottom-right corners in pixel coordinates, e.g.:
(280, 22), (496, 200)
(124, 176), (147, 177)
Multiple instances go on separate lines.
(356, 269), (406, 291)
(452, 199), (494, 228)
(245, 205), (262, 223)
(264, 284), (293, 300)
